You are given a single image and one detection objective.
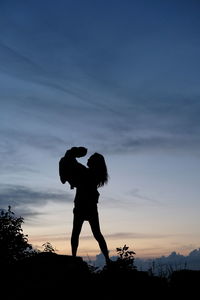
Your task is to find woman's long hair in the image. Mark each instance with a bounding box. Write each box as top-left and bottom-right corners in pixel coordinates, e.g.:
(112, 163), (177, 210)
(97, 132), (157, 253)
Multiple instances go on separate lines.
(88, 153), (109, 187)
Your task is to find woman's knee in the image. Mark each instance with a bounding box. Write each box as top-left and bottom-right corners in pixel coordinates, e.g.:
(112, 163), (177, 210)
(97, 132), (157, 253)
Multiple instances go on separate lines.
(93, 231), (103, 241)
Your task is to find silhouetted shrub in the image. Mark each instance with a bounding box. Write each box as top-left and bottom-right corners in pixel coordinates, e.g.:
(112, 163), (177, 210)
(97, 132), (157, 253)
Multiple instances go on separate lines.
(115, 244), (136, 270)
(0, 206), (33, 264)
(42, 242), (57, 253)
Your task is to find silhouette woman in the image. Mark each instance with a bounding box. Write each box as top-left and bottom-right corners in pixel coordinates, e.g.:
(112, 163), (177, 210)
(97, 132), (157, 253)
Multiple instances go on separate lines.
(59, 147), (110, 264)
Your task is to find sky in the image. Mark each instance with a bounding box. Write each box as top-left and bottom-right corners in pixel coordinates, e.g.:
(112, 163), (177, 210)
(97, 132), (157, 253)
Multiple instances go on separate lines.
(0, 0), (200, 260)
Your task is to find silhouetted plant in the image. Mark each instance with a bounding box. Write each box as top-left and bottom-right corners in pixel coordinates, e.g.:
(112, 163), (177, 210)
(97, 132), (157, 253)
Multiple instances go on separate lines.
(115, 244), (136, 270)
(0, 206), (33, 264)
(42, 242), (57, 253)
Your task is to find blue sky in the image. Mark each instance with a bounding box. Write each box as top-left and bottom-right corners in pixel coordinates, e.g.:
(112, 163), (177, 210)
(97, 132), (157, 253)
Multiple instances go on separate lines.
(0, 0), (200, 258)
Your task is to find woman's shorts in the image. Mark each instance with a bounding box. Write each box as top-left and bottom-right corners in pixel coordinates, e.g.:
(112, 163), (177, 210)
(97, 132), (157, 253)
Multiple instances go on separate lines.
(73, 204), (98, 221)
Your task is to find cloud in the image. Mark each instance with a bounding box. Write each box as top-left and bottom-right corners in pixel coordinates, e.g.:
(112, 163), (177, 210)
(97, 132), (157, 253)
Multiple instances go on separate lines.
(94, 247), (200, 271)
(128, 188), (162, 206)
(12, 207), (44, 220)
(79, 232), (173, 241)
(90, 131), (200, 156)
(1, 0), (200, 159)
(29, 230), (172, 244)
(0, 183), (73, 221)
(0, 184), (71, 209)
(0, 39), (123, 117)
(0, 41), (45, 74)
(26, 231), (172, 245)
(0, 128), (67, 155)
(106, 232), (174, 240)
(134, 248), (200, 274)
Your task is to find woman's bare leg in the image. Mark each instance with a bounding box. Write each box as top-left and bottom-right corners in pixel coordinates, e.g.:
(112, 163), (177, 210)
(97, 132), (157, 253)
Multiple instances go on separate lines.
(89, 215), (110, 264)
(71, 214), (84, 257)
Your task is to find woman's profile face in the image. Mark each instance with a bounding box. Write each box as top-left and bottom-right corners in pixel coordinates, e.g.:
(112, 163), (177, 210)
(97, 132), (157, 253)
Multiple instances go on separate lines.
(87, 155), (95, 168)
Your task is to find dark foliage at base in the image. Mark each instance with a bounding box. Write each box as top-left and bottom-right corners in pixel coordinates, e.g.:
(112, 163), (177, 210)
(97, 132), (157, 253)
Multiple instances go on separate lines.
(0, 206), (34, 264)
(1, 253), (199, 299)
(1, 208), (199, 299)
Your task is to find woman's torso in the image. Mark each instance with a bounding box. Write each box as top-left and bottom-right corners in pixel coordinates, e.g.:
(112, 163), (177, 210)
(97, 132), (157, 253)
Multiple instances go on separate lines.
(74, 167), (99, 208)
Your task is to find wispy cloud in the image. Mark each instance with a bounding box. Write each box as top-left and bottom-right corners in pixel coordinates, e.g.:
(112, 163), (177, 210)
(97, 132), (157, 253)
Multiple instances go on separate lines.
(27, 231), (173, 243)
(128, 188), (163, 206)
(0, 39), (123, 117)
(0, 128), (66, 155)
(1, 1), (200, 158)
(76, 232), (174, 241)
(0, 184), (71, 208)
(0, 42), (45, 75)
(105, 232), (173, 240)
